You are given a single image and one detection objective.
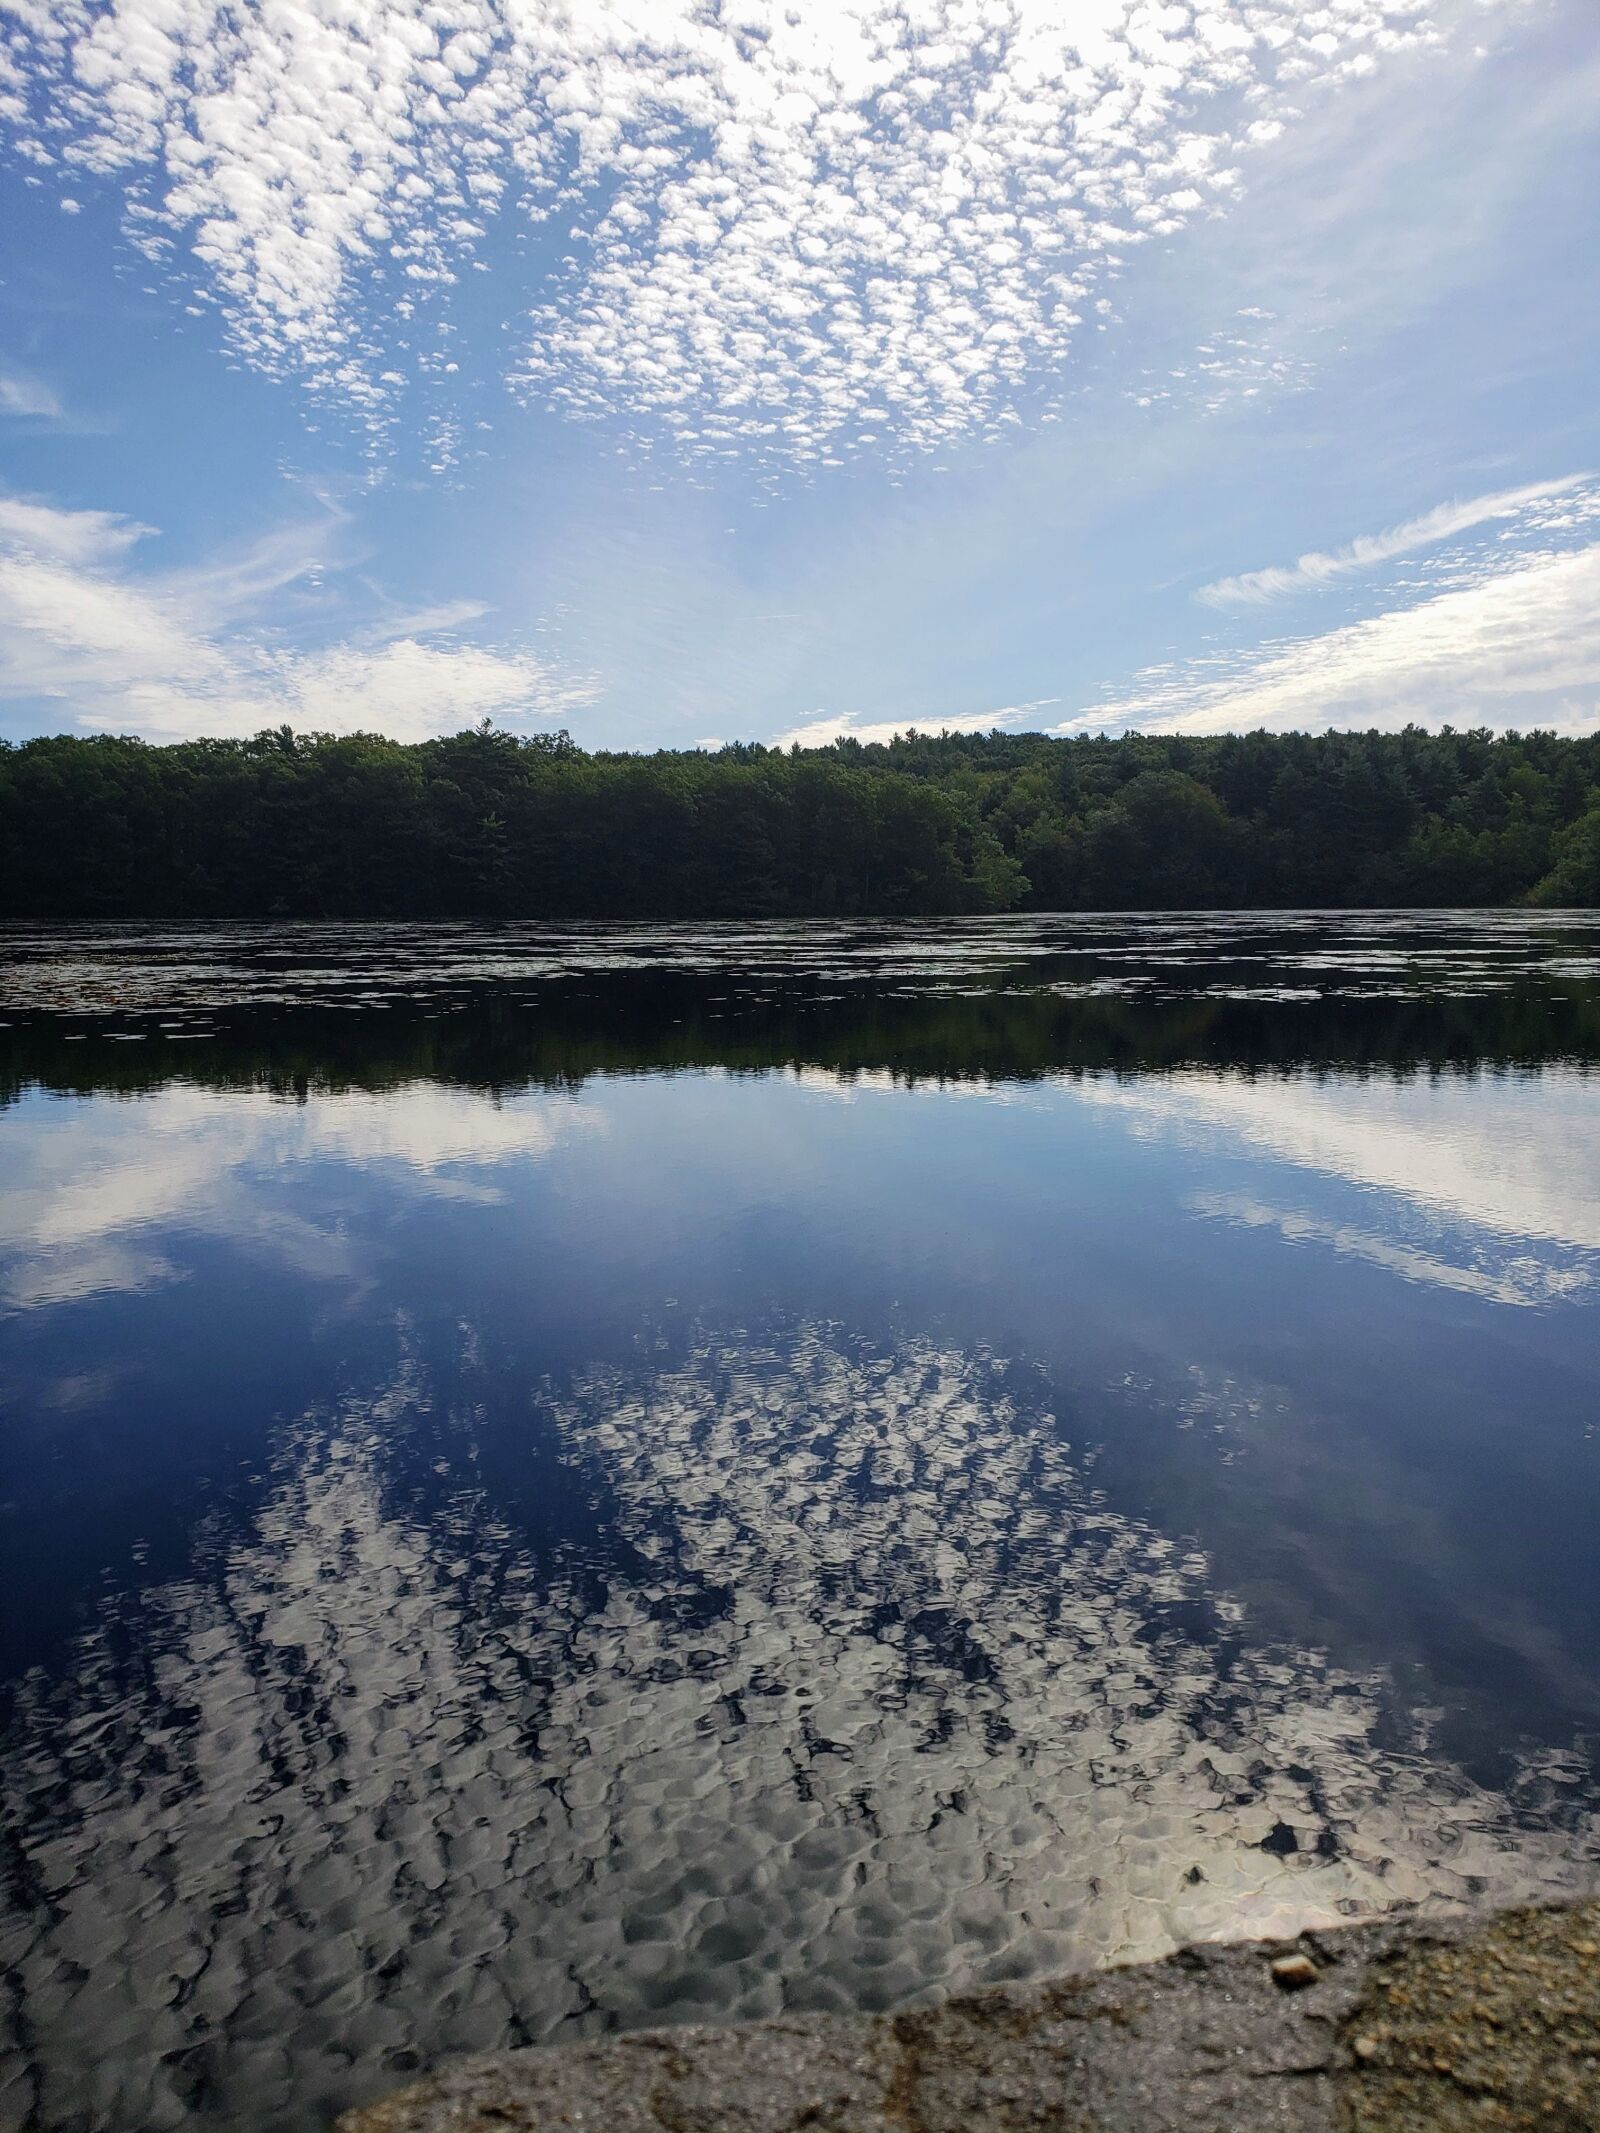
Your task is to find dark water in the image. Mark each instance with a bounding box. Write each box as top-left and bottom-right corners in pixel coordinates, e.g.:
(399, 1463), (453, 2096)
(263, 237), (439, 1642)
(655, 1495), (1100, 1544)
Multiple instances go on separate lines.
(2, 913), (1598, 2131)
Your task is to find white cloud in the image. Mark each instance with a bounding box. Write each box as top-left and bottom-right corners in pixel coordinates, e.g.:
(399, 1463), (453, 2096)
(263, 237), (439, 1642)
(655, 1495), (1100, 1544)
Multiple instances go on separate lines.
(772, 697), (1057, 751)
(1198, 475), (1592, 607)
(0, 0), (1524, 463)
(0, 368), (64, 420)
(1058, 540), (1600, 739)
(772, 713), (954, 751)
(234, 635), (591, 745)
(0, 488), (593, 740)
(0, 494), (155, 564)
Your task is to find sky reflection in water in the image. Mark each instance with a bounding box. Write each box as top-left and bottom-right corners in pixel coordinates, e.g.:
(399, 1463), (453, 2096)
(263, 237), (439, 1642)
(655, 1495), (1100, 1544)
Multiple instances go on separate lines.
(1, 915), (1598, 2133)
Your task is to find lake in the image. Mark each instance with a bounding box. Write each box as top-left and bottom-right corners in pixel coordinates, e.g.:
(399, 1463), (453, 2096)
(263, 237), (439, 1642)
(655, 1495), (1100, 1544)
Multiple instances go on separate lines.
(2, 913), (1598, 2132)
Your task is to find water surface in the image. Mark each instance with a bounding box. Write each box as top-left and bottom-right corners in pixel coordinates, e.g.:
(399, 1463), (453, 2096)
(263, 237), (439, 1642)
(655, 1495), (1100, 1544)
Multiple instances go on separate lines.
(2, 914), (1598, 2131)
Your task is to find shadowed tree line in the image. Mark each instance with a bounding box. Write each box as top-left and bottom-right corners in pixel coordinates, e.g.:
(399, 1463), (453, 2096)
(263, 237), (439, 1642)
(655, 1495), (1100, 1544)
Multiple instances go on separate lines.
(3, 721), (1599, 919)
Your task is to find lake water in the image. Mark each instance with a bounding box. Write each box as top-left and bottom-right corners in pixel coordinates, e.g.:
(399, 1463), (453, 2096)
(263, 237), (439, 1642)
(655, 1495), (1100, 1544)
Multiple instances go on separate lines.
(2, 913), (1598, 2131)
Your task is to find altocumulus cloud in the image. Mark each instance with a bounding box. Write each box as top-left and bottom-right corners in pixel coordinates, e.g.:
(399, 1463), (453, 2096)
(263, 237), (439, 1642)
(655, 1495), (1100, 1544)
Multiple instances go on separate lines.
(0, 0), (1525, 466)
(0, 493), (592, 740)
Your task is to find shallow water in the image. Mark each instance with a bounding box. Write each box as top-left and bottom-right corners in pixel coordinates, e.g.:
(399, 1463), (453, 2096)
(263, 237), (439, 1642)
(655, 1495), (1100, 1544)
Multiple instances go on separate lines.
(1, 913), (1598, 2131)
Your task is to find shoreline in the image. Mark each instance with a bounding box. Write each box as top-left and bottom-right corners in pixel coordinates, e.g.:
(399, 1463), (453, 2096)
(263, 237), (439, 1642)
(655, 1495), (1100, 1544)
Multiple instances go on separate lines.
(340, 1894), (1600, 2131)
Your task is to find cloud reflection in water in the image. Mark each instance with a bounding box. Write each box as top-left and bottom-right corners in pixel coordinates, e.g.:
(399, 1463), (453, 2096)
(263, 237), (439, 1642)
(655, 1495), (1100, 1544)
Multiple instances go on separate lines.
(0, 1083), (603, 1310)
(4, 1325), (1596, 2133)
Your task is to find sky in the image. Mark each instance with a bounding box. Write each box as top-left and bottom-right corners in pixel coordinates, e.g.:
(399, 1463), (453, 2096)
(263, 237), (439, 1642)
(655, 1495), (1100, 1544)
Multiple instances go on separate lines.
(0, 0), (1595, 755)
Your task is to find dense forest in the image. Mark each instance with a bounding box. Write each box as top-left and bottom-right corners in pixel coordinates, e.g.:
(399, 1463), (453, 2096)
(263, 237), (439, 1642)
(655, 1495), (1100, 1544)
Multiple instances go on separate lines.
(2, 722), (1598, 918)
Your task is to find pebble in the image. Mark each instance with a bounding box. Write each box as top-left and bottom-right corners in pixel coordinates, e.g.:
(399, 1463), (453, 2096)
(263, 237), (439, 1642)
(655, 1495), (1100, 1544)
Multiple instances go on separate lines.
(1270, 1953), (1319, 1990)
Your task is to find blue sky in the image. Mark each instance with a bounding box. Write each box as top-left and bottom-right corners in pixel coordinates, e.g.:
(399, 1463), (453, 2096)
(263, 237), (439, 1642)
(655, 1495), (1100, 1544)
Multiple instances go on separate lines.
(0, 0), (1596, 754)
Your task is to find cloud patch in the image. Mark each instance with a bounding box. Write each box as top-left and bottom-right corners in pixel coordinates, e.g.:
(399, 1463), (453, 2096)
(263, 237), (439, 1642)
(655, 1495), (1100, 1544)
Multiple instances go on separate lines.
(771, 699), (1056, 751)
(1060, 497), (1600, 739)
(0, 367), (65, 420)
(1198, 475), (1593, 608)
(0, 0), (1522, 464)
(0, 494), (155, 565)
(0, 490), (592, 741)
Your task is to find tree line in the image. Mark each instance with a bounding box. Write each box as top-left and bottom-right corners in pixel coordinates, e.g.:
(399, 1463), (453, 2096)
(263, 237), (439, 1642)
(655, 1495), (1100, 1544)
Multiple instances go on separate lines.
(2, 721), (1597, 918)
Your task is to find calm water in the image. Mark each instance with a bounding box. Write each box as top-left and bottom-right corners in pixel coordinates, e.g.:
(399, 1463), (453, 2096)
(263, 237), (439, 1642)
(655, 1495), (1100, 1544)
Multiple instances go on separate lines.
(2, 913), (1598, 2131)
